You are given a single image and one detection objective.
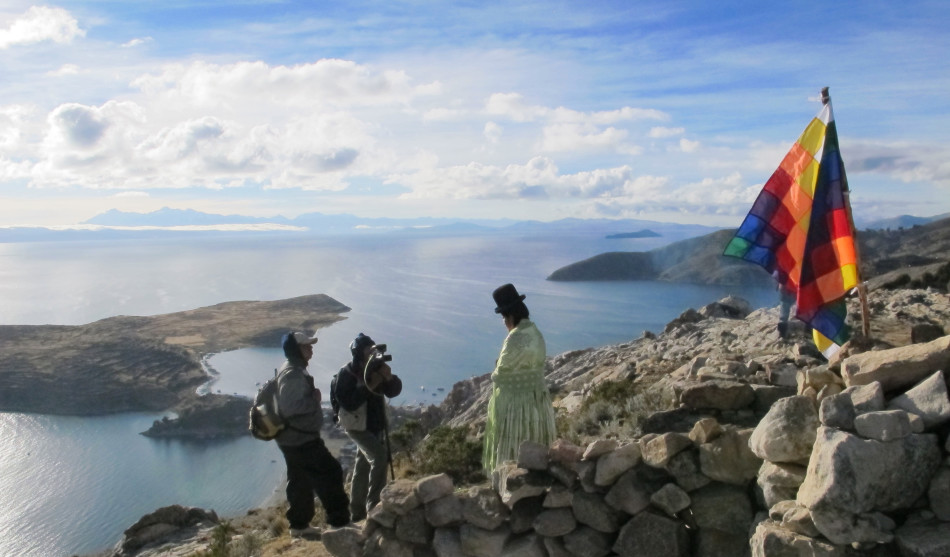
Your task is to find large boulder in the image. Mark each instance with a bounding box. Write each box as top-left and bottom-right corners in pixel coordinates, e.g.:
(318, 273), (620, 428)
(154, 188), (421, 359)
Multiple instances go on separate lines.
(380, 479), (422, 515)
(322, 526), (367, 557)
(641, 432), (691, 468)
(699, 427), (761, 485)
(595, 442), (642, 486)
(749, 520), (848, 557)
(757, 461), (808, 509)
(680, 380), (756, 411)
(460, 486), (509, 530)
(459, 523), (510, 557)
(797, 426), (942, 544)
(112, 505), (219, 557)
(841, 335), (950, 392)
(689, 481), (754, 537)
(853, 409), (913, 442)
(749, 396), (819, 464)
(895, 520), (950, 557)
(613, 511), (689, 557)
(887, 370), (950, 429)
(571, 490), (623, 533)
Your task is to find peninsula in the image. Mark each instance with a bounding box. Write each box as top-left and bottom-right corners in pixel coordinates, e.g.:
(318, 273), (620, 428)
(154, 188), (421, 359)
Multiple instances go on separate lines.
(0, 294), (349, 416)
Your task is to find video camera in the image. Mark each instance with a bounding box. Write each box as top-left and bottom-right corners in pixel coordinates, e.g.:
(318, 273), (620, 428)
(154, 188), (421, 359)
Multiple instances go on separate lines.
(370, 343), (393, 363)
(362, 343), (394, 393)
(363, 343), (392, 377)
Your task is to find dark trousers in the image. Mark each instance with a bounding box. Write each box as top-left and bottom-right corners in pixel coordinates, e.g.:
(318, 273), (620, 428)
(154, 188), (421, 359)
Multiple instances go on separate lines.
(278, 438), (350, 528)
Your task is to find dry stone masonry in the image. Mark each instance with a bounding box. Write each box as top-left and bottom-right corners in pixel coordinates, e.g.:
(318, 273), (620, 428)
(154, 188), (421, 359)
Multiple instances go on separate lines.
(324, 334), (950, 555)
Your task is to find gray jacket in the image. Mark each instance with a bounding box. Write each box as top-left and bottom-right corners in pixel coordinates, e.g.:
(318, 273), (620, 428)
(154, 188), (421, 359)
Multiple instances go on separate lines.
(274, 360), (324, 447)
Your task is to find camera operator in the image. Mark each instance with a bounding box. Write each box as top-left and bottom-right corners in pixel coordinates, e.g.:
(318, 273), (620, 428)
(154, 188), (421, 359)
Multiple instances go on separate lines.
(333, 333), (402, 521)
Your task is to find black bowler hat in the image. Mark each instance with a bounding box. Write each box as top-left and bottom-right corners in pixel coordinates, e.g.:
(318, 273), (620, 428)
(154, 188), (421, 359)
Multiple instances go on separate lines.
(493, 283), (526, 314)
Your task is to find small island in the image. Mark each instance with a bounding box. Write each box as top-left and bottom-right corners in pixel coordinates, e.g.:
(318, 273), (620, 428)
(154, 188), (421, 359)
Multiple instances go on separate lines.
(0, 294), (349, 418)
(605, 229), (661, 239)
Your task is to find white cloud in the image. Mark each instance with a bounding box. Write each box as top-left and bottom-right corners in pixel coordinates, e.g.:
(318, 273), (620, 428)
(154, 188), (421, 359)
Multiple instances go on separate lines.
(122, 37), (152, 48)
(486, 92), (668, 126)
(0, 104), (35, 150)
(423, 107), (466, 122)
(399, 157), (661, 201)
(485, 93), (548, 122)
(483, 121), (502, 143)
(485, 93), (664, 155)
(846, 139), (950, 188)
(0, 6), (84, 49)
(539, 123), (632, 153)
(649, 126), (684, 138)
(679, 138), (700, 153)
(130, 59), (439, 113)
(584, 171), (758, 219)
(47, 64), (80, 76)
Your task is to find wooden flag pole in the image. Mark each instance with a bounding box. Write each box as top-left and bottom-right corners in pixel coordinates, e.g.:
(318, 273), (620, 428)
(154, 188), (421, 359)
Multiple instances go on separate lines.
(822, 87), (871, 339)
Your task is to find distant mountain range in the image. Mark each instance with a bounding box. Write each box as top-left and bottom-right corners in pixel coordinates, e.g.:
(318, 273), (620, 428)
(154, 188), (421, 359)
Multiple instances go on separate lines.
(861, 213), (950, 230)
(0, 207), (720, 244)
(83, 207), (508, 232)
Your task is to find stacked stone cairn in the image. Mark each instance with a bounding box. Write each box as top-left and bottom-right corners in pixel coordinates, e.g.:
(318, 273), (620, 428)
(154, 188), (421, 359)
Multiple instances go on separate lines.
(752, 334), (950, 556)
(322, 335), (950, 557)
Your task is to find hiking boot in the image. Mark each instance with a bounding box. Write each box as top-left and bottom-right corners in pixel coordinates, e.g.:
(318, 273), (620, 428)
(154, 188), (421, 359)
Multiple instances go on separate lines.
(289, 526), (322, 540)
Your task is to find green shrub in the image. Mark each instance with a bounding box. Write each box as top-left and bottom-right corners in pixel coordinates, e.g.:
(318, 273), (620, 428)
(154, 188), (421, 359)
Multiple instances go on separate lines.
(567, 379), (671, 440)
(390, 419), (425, 457)
(579, 379), (641, 413)
(190, 522), (236, 557)
(411, 425), (485, 485)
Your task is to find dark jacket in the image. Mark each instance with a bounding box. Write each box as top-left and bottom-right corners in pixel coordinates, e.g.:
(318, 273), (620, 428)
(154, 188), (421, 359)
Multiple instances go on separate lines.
(335, 361), (402, 433)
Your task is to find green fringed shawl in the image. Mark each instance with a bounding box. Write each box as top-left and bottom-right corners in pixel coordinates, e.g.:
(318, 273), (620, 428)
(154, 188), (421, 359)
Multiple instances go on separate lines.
(482, 319), (556, 472)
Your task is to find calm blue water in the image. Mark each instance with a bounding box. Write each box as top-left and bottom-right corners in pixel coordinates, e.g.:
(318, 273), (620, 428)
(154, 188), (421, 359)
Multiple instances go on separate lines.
(0, 231), (775, 556)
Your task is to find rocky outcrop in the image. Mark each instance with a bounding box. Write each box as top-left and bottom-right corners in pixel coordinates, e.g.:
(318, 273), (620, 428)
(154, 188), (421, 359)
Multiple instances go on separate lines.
(111, 505), (219, 557)
(141, 394), (250, 438)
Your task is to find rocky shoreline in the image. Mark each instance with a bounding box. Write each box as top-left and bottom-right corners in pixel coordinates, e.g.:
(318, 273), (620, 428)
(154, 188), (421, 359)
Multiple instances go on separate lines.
(0, 294), (349, 416)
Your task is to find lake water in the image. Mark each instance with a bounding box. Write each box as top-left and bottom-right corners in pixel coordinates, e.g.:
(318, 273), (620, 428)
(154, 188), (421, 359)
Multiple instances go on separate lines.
(0, 230), (775, 556)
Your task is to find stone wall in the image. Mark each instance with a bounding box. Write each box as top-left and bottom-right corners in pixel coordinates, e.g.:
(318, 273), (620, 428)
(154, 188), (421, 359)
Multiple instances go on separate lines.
(323, 422), (767, 557)
(322, 335), (950, 557)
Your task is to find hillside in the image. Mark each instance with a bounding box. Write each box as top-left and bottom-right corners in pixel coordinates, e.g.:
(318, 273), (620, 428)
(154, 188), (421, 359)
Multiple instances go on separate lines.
(547, 229), (774, 286)
(548, 216), (950, 288)
(102, 285), (950, 557)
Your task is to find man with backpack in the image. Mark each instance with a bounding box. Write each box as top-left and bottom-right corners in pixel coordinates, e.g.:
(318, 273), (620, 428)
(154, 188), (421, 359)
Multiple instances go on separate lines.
(273, 331), (350, 538)
(331, 333), (402, 522)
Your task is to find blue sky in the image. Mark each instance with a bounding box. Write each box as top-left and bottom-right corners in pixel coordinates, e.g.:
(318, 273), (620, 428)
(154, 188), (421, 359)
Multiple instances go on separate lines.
(1, 0), (948, 227)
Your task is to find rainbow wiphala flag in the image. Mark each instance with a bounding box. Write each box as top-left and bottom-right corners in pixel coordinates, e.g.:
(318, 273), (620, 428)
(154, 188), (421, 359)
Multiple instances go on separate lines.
(724, 100), (858, 357)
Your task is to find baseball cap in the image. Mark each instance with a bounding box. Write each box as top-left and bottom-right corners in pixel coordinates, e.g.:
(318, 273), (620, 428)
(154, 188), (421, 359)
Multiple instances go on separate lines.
(292, 332), (319, 345)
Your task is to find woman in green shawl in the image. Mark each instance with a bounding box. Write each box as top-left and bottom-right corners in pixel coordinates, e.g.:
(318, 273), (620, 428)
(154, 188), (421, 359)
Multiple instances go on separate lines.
(482, 283), (557, 473)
